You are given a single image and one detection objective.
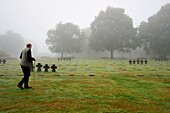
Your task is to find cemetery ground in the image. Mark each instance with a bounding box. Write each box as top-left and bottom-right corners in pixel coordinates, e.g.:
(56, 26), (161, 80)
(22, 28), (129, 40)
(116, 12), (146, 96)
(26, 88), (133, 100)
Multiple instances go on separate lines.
(0, 59), (170, 113)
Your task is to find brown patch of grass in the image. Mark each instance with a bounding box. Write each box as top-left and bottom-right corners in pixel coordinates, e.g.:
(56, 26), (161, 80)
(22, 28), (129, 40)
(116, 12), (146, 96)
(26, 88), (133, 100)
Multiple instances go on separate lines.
(0, 99), (36, 111)
(156, 87), (170, 98)
(107, 99), (166, 113)
(43, 99), (82, 111)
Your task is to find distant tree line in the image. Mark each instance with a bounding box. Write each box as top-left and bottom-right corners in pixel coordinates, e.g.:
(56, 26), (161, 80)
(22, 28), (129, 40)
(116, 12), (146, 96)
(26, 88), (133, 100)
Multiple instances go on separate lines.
(137, 3), (170, 57)
(0, 31), (38, 58)
(46, 3), (170, 59)
(0, 31), (25, 57)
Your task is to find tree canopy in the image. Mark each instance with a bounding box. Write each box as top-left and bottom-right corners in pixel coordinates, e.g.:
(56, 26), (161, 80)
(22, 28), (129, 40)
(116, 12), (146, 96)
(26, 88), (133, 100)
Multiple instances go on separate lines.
(0, 31), (25, 57)
(46, 22), (84, 57)
(89, 7), (137, 59)
(138, 3), (170, 56)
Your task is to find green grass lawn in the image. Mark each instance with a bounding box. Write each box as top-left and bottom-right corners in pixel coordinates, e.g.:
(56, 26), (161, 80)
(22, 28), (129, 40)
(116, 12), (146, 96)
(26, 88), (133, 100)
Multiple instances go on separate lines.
(0, 59), (170, 113)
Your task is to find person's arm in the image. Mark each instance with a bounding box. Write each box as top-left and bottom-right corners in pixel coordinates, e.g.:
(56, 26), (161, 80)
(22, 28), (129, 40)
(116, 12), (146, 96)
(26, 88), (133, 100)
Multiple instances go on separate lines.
(20, 52), (22, 59)
(27, 49), (35, 62)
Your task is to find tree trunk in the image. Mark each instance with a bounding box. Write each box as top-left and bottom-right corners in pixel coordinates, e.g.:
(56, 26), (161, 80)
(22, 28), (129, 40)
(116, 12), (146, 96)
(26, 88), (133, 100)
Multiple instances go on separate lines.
(61, 51), (63, 58)
(110, 50), (113, 59)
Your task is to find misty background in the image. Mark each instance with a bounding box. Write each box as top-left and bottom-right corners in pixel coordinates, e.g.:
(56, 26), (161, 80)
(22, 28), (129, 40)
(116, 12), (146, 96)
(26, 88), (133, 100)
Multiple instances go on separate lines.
(0, 0), (170, 58)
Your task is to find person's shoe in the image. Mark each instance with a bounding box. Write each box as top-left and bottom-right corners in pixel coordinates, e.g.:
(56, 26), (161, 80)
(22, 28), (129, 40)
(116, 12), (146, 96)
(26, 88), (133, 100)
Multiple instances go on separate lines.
(25, 86), (32, 89)
(17, 84), (24, 89)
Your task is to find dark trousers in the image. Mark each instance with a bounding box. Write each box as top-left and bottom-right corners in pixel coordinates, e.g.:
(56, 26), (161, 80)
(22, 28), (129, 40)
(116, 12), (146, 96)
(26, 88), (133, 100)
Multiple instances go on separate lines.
(18, 66), (31, 87)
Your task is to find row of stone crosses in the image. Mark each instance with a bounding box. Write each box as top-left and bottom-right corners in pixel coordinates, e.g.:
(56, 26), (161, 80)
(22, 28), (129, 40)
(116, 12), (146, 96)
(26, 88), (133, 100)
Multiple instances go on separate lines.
(0, 59), (6, 64)
(129, 58), (148, 64)
(35, 63), (57, 72)
(155, 56), (168, 62)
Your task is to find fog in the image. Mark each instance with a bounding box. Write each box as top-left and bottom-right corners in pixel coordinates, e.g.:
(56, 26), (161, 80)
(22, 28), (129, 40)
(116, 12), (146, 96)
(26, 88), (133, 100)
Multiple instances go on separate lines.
(0, 0), (169, 55)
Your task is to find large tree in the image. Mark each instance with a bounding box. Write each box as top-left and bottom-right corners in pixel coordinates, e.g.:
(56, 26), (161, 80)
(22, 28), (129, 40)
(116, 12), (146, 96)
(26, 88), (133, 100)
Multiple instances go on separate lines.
(138, 3), (170, 56)
(89, 7), (137, 59)
(0, 31), (25, 57)
(46, 22), (84, 57)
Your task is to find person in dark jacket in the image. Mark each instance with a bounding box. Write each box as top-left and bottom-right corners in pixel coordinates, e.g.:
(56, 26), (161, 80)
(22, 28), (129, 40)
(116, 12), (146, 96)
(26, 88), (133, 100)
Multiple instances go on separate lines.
(17, 43), (36, 89)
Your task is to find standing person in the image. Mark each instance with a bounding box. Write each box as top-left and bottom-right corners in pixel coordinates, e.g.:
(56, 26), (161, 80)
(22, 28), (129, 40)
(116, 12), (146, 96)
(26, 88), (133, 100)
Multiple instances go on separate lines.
(17, 43), (36, 89)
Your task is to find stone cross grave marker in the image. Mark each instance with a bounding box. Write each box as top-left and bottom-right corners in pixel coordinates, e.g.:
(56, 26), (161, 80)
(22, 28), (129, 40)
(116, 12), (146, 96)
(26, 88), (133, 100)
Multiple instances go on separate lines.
(129, 60), (132, 64)
(36, 63), (43, 72)
(144, 60), (148, 64)
(51, 64), (57, 72)
(2, 59), (6, 64)
(43, 64), (49, 72)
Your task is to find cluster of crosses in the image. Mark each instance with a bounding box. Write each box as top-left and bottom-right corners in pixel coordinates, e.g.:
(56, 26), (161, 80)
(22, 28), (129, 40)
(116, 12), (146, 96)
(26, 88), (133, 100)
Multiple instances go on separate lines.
(129, 58), (148, 64)
(58, 57), (73, 61)
(36, 63), (57, 72)
(0, 59), (6, 64)
(155, 56), (169, 62)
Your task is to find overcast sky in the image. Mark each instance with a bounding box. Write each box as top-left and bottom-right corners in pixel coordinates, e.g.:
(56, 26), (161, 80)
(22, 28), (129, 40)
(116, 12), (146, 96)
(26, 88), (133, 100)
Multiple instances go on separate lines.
(0, 0), (169, 54)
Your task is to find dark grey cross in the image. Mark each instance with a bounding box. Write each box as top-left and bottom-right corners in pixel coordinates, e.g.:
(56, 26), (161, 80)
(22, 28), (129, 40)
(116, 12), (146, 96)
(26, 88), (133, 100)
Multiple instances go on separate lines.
(137, 59), (140, 64)
(129, 60), (132, 64)
(2, 59), (6, 64)
(43, 64), (49, 72)
(144, 60), (148, 64)
(36, 63), (42, 72)
(51, 64), (57, 72)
